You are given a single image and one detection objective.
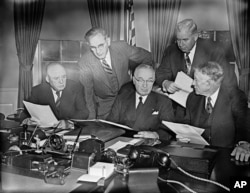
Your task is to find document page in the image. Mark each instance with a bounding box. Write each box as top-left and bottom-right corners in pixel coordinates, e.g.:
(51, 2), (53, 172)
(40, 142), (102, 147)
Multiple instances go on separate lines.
(168, 72), (194, 108)
(152, 72), (193, 108)
(162, 121), (209, 145)
(23, 101), (58, 127)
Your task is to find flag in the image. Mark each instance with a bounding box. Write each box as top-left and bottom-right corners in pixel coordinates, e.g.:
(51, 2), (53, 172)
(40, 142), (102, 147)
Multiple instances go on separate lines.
(124, 0), (136, 46)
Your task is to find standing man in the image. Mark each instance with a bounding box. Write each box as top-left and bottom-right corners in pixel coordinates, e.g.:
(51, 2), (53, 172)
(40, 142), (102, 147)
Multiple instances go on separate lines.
(107, 64), (175, 140)
(184, 61), (248, 148)
(79, 27), (153, 119)
(22, 62), (89, 129)
(156, 19), (237, 121)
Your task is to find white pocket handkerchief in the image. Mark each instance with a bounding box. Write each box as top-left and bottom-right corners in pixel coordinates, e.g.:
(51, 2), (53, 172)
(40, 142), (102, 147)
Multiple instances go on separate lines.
(152, 111), (159, 115)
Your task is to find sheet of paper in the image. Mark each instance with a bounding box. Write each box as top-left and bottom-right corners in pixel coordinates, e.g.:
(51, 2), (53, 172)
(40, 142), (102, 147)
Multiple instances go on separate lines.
(71, 119), (133, 130)
(168, 90), (190, 108)
(106, 138), (143, 151)
(175, 71), (193, 93)
(23, 101), (58, 127)
(162, 121), (209, 145)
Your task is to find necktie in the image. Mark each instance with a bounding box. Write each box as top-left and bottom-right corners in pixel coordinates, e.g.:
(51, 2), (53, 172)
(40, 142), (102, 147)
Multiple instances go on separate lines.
(184, 52), (191, 75)
(136, 96), (143, 114)
(55, 91), (61, 108)
(102, 59), (113, 74)
(206, 97), (213, 114)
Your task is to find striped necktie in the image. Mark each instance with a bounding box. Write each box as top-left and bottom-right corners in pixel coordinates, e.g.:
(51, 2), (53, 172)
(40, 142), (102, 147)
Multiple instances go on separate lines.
(55, 91), (61, 108)
(184, 52), (191, 75)
(206, 97), (213, 114)
(102, 59), (113, 74)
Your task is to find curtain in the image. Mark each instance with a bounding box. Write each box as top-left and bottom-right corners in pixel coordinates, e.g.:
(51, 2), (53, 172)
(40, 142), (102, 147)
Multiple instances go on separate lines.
(226, 0), (249, 98)
(87, 0), (122, 41)
(148, 0), (181, 67)
(14, 0), (45, 108)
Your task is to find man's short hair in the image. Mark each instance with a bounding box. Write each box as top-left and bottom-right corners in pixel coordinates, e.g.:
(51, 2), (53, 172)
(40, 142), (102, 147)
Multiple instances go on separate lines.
(195, 61), (224, 82)
(134, 64), (155, 76)
(85, 27), (107, 42)
(176, 19), (198, 35)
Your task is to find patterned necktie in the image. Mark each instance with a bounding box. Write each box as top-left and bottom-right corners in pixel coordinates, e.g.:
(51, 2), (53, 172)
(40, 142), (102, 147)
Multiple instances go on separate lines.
(206, 97), (213, 114)
(55, 91), (61, 109)
(102, 59), (113, 74)
(136, 96), (143, 114)
(184, 52), (191, 75)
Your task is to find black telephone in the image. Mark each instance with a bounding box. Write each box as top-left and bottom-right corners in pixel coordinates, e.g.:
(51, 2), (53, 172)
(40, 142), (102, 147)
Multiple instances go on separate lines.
(128, 145), (171, 171)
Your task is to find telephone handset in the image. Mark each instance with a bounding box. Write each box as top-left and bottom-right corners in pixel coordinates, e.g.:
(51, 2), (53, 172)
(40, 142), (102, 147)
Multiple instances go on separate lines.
(128, 145), (171, 170)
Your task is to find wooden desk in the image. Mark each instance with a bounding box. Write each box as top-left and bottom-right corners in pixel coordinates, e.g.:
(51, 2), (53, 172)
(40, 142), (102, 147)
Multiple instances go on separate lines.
(1, 138), (250, 193)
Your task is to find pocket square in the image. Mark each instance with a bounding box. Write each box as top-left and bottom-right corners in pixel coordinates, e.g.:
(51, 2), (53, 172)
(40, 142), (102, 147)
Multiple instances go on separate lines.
(152, 111), (159, 115)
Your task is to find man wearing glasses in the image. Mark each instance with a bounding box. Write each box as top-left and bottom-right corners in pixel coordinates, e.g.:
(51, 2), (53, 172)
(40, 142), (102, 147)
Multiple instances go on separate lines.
(156, 19), (237, 122)
(79, 27), (153, 119)
(107, 64), (175, 140)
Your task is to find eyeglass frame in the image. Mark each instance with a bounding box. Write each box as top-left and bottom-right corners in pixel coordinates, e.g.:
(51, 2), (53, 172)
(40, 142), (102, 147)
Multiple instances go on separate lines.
(133, 76), (155, 85)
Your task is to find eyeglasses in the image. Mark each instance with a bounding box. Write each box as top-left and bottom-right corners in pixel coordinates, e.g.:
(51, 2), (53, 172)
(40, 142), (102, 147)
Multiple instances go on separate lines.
(134, 76), (155, 85)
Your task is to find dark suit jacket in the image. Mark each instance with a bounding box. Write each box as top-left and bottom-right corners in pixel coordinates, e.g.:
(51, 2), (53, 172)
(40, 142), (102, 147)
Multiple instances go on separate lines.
(78, 41), (153, 119)
(26, 80), (89, 120)
(107, 87), (175, 140)
(184, 86), (248, 148)
(156, 38), (237, 88)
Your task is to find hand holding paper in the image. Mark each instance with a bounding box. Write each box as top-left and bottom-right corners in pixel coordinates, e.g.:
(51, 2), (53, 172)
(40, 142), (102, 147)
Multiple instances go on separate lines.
(23, 101), (58, 127)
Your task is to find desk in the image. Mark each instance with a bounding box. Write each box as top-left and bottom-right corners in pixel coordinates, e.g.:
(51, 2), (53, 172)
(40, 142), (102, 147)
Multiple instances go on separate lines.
(1, 138), (250, 193)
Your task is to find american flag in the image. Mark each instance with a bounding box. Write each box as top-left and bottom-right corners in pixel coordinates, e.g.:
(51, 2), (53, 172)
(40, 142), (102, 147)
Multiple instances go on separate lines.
(125, 0), (136, 46)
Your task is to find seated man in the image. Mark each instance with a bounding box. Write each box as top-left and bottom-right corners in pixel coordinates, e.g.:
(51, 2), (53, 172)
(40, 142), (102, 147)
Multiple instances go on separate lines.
(183, 61), (248, 148)
(107, 64), (175, 140)
(22, 62), (89, 129)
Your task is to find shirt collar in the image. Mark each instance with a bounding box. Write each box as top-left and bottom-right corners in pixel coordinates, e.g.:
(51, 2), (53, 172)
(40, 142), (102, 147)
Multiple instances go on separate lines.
(187, 43), (196, 62)
(207, 87), (220, 107)
(135, 92), (148, 107)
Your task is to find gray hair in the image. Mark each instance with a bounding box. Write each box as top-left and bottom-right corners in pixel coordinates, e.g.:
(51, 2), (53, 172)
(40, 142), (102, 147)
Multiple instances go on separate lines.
(176, 19), (198, 35)
(195, 61), (224, 82)
(134, 64), (155, 76)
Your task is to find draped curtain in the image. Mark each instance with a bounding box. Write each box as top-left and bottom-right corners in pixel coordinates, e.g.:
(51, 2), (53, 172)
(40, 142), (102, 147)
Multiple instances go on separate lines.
(226, 0), (249, 98)
(14, 0), (45, 108)
(87, 0), (122, 41)
(148, 0), (181, 67)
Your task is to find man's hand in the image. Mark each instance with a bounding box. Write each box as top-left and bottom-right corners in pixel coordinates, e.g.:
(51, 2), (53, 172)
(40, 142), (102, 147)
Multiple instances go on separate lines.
(133, 131), (159, 139)
(162, 80), (180, 94)
(21, 117), (40, 126)
(231, 143), (250, 162)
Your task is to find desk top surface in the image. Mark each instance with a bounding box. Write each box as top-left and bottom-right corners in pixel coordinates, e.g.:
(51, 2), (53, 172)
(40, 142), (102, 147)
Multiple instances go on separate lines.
(1, 137), (250, 193)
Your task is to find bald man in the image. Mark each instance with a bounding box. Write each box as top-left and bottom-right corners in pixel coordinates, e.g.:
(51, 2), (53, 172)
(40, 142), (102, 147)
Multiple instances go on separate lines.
(22, 62), (89, 129)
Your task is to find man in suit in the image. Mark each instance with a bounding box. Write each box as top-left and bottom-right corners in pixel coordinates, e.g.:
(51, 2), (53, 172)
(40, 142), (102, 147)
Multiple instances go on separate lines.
(156, 19), (237, 121)
(184, 61), (248, 148)
(107, 64), (175, 140)
(79, 27), (153, 119)
(23, 62), (89, 129)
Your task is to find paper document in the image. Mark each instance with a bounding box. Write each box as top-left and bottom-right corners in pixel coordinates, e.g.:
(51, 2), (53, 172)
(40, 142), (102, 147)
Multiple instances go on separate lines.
(23, 101), (58, 127)
(71, 119), (133, 130)
(106, 138), (143, 151)
(162, 121), (209, 145)
(168, 72), (193, 108)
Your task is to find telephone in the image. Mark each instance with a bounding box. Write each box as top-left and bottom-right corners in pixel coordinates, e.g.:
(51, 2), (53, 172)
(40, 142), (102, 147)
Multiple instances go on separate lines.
(128, 145), (171, 171)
